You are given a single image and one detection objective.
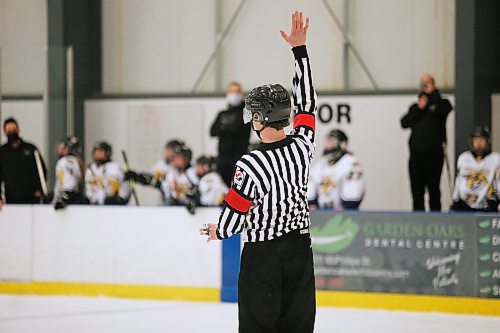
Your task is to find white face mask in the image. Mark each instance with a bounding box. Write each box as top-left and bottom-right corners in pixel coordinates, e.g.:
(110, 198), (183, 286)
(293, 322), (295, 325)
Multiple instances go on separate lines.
(226, 93), (243, 107)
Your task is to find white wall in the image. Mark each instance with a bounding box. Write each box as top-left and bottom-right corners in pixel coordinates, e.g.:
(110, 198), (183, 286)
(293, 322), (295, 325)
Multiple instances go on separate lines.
(0, 100), (48, 160)
(102, 0), (455, 93)
(0, 0), (47, 94)
(85, 94), (455, 210)
(0, 206), (222, 288)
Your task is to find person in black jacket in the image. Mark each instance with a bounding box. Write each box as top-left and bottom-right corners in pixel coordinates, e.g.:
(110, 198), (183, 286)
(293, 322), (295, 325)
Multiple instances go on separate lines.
(0, 118), (47, 204)
(210, 82), (251, 186)
(401, 74), (453, 211)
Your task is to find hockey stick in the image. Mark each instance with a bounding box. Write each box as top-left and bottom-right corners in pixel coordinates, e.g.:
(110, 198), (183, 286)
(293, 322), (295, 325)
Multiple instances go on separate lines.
(121, 150), (140, 206)
(442, 144), (454, 198)
(34, 149), (48, 200)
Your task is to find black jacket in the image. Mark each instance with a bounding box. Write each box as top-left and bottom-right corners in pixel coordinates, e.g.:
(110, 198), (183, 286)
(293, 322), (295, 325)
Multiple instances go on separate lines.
(0, 139), (47, 203)
(210, 102), (251, 163)
(400, 90), (453, 155)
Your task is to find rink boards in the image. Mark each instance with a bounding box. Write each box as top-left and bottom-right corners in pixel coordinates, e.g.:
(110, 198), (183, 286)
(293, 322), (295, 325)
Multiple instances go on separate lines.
(0, 206), (499, 316)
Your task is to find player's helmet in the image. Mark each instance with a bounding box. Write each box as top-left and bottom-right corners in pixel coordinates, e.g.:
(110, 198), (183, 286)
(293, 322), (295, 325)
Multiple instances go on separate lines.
(64, 136), (81, 156)
(243, 84), (291, 126)
(324, 129), (348, 162)
(93, 141), (112, 158)
(165, 139), (185, 150)
(173, 144), (192, 162)
(325, 129), (348, 151)
(470, 126), (491, 156)
(196, 155), (217, 173)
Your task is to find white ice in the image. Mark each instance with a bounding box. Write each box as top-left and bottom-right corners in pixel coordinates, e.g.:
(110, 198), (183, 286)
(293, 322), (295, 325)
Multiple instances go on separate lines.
(0, 295), (499, 333)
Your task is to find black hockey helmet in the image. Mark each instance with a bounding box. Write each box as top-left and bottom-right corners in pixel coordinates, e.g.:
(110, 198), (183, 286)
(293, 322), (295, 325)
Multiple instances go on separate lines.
(165, 139), (185, 150)
(93, 141), (112, 158)
(196, 155), (217, 171)
(324, 129), (348, 159)
(470, 126), (491, 156)
(64, 136), (81, 156)
(173, 143), (192, 162)
(470, 126), (490, 141)
(243, 84), (291, 126)
(326, 129), (348, 150)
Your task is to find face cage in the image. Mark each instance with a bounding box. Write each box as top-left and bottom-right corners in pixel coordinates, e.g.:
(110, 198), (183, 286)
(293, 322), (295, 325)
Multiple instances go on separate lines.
(243, 108), (264, 124)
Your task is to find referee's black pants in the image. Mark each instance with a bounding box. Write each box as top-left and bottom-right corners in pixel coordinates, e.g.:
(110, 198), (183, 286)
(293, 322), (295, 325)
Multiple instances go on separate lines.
(238, 230), (316, 333)
(409, 153), (443, 211)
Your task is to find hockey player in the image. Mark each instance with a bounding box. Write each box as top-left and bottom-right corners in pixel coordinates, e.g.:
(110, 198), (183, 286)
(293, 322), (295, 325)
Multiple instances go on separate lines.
(450, 127), (499, 212)
(190, 155), (228, 206)
(53, 136), (84, 209)
(125, 139), (184, 203)
(308, 129), (364, 210)
(85, 141), (130, 205)
(161, 143), (199, 206)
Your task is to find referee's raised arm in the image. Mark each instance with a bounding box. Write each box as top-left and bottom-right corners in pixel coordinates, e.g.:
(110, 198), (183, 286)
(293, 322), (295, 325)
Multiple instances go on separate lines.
(281, 12), (317, 150)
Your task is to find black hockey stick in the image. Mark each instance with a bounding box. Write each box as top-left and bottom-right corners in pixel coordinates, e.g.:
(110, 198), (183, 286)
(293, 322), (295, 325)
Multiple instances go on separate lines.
(121, 150), (140, 206)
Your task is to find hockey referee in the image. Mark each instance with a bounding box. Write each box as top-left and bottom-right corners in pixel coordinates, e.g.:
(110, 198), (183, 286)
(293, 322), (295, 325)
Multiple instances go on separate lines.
(201, 11), (316, 333)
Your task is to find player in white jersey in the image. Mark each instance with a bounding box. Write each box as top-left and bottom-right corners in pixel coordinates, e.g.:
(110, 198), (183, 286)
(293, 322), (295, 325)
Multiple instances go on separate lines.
(161, 143), (199, 206)
(53, 136), (84, 210)
(451, 127), (499, 212)
(125, 139), (184, 203)
(190, 155), (228, 206)
(85, 141), (131, 205)
(308, 129), (364, 210)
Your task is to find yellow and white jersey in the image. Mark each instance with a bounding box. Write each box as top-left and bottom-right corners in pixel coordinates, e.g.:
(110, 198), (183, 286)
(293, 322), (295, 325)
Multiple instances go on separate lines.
(145, 159), (172, 184)
(85, 161), (131, 205)
(199, 172), (228, 206)
(54, 155), (82, 198)
(161, 166), (199, 205)
(308, 153), (365, 209)
(452, 151), (500, 209)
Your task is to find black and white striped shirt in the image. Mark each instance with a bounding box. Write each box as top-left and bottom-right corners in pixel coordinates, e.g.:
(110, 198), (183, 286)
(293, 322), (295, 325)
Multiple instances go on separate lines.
(216, 45), (317, 243)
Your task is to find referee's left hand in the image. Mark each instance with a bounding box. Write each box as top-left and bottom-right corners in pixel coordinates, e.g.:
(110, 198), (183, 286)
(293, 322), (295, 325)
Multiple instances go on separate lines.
(199, 223), (219, 243)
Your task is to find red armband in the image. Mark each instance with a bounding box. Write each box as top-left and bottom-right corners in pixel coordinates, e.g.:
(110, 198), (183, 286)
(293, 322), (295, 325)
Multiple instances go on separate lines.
(225, 188), (252, 213)
(293, 113), (315, 131)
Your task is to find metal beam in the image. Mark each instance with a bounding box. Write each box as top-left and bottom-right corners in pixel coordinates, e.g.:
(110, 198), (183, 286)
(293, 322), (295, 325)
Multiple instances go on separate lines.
(321, 0), (379, 90)
(191, 0), (248, 93)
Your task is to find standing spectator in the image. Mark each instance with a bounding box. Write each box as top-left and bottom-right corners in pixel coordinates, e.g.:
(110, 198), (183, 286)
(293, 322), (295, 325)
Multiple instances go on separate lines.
(0, 118), (47, 204)
(401, 73), (453, 211)
(450, 127), (499, 212)
(85, 141), (130, 205)
(210, 82), (251, 186)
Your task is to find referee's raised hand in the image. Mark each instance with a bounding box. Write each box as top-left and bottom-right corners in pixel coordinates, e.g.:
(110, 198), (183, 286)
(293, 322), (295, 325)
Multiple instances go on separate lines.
(280, 11), (309, 47)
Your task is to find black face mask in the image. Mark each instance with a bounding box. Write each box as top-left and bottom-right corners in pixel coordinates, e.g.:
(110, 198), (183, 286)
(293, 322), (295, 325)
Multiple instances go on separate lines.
(7, 132), (20, 144)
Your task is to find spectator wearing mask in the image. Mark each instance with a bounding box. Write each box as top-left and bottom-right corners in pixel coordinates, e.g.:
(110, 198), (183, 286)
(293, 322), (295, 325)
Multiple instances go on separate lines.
(0, 117), (47, 204)
(85, 141), (130, 205)
(400, 73), (453, 211)
(210, 82), (251, 186)
(451, 127), (499, 212)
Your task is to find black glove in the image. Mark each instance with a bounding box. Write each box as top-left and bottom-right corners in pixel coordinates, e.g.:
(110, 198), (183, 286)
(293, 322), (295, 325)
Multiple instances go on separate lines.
(125, 170), (152, 186)
(486, 200), (499, 213)
(104, 196), (127, 205)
